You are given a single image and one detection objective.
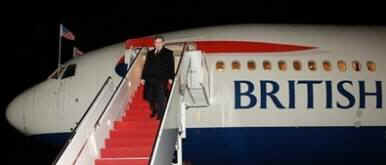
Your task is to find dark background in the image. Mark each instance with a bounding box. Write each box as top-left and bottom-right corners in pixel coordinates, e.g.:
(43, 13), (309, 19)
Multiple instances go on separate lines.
(2, 1), (385, 164)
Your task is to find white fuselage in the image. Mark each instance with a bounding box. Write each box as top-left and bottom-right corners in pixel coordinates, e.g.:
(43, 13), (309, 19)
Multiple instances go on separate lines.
(6, 24), (386, 136)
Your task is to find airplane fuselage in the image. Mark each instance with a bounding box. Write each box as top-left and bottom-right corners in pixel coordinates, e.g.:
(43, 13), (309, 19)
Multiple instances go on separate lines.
(6, 24), (386, 164)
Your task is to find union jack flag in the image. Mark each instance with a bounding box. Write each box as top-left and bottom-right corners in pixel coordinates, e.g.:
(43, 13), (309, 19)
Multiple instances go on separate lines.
(61, 24), (75, 40)
(73, 47), (84, 57)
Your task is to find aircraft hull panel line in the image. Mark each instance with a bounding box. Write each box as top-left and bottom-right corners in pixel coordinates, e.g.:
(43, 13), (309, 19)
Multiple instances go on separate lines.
(95, 85), (160, 165)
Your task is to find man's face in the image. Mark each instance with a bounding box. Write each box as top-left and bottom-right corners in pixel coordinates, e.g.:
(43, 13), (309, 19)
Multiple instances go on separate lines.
(154, 38), (164, 50)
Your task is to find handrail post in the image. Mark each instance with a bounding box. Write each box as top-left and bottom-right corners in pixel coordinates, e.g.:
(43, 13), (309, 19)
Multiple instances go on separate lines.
(200, 83), (210, 106)
(180, 103), (186, 139)
(177, 134), (183, 165)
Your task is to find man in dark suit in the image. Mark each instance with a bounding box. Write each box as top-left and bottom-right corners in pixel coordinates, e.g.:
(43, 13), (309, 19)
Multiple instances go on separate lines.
(141, 36), (175, 120)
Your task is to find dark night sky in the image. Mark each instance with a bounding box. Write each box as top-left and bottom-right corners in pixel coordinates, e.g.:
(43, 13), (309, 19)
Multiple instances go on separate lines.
(2, 1), (385, 164)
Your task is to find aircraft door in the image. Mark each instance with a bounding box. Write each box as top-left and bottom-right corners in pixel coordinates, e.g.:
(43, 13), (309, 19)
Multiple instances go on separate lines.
(55, 64), (78, 130)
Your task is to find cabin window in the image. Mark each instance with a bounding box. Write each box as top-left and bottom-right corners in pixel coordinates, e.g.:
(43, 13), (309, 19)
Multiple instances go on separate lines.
(293, 60), (302, 71)
(323, 61), (331, 71)
(278, 61), (287, 71)
(367, 61), (376, 72)
(338, 60), (346, 72)
(308, 61), (317, 71)
(247, 60), (256, 71)
(352, 61), (361, 72)
(232, 61), (241, 71)
(62, 64), (77, 79)
(263, 61), (271, 71)
(216, 61), (225, 72)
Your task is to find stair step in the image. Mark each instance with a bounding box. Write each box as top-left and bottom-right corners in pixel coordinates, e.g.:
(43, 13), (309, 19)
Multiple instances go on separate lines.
(101, 146), (153, 157)
(105, 137), (155, 148)
(111, 127), (158, 136)
(129, 104), (149, 108)
(129, 97), (146, 102)
(106, 137), (155, 143)
(95, 85), (159, 165)
(110, 129), (158, 138)
(127, 109), (147, 113)
(95, 158), (148, 165)
(113, 125), (159, 132)
(114, 121), (159, 129)
(130, 96), (146, 101)
(128, 103), (150, 109)
(111, 126), (159, 132)
(130, 98), (147, 102)
(122, 113), (152, 119)
(124, 110), (152, 115)
(121, 115), (155, 122)
(128, 107), (149, 110)
(128, 107), (150, 112)
(113, 121), (158, 129)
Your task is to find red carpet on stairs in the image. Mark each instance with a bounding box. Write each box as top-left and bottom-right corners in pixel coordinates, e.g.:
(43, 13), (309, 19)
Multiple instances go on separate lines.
(95, 85), (160, 165)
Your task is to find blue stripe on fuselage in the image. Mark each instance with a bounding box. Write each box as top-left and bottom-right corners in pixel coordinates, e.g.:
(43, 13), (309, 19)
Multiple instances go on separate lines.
(182, 127), (386, 164)
(31, 127), (386, 164)
(31, 132), (72, 146)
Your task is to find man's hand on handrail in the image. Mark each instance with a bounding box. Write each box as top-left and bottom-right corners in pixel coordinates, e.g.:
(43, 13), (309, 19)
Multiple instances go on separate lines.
(141, 79), (172, 85)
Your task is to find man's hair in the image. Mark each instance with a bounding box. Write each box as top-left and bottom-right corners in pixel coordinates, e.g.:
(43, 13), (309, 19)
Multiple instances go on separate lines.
(154, 35), (165, 41)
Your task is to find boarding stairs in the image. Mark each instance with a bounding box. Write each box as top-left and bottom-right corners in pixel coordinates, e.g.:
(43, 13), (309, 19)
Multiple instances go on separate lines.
(52, 44), (210, 165)
(95, 85), (159, 165)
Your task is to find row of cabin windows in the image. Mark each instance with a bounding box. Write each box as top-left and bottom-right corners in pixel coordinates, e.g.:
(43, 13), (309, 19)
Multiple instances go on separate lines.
(216, 60), (376, 72)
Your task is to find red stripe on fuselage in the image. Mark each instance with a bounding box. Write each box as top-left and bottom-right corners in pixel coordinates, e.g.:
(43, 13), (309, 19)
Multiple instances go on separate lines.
(126, 37), (154, 48)
(126, 37), (315, 53)
(195, 41), (315, 53)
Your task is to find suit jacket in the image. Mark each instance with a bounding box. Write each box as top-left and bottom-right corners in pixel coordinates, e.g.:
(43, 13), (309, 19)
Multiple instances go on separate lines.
(141, 47), (175, 81)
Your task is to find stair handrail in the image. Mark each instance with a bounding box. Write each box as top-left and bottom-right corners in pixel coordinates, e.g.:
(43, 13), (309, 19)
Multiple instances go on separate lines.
(94, 48), (143, 127)
(51, 76), (112, 165)
(147, 42), (187, 165)
(203, 54), (211, 103)
(184, 53), (210, 107)
(200, 83), (210, 106)
(52, 47), (143, 165)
